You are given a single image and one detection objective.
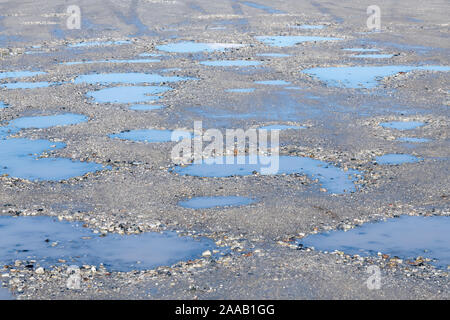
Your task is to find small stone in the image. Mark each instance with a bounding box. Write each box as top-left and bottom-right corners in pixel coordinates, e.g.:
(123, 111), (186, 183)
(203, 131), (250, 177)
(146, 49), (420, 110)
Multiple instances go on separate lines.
(35, 267), (45, 274)
(202, 250), (212, 257)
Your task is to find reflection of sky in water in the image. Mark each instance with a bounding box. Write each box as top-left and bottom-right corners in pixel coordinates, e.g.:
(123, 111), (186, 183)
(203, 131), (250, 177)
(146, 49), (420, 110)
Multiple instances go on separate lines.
(300, 215), (450, 268)
(200, 60), (262, 67)
(376, 154), (420, 165)
(397, 137), (430, 143)
(256, 35), (342, 47)
(0, 216), (215, 272)
(156, 41), (244, 53)
(87, 86), (170, 104)
(74, 72), (193, 85)
(0, 71), (45, 80)
(380, 121), (424, 130)
(303, 65), (450, 88)
(63, 59), (160, 65)
(0, 114), (108, 181)
(173, 155), (360, 194)
(179, 196), (256, 209)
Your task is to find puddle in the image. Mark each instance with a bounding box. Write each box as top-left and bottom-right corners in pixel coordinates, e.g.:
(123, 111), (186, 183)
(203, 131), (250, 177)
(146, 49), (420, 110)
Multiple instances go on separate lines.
(0, 102), (8, 109)
(0, 216), (215, 272)
(255, 80), (291, 85)
(397, 137), (430, 143)
(351, 54), (394, 59)
(67, 40), (132, 48)
(2, 82), (59, 89)
(299, 215), (450, 268)
(173, 155), (360, 194)
(256, 53), (291, 58)
(0, 288), (13, 300)
(376, 154), (420, 165)
(161, 68), (182, 73)
(74, 73), (192, 85)
(255, 36), (342, 47)
(380, 121), (425, 130)
(0, 139), (107, 181)
(129, 104), (165, 111)
(0, 115), (107, 181)
(0, 71), (45, 80)
(200, 60), (262, 67)
(63, 59), (160, 65)
(109, 129), (191, 143)
(156, 41), (244, 53)
(87, 86), (170, 104)
(138, 53), (161, 57)
(225, 88), (255, 93)
(188, 91), (320, 123)
(303, 65), (450, 89)
(343, 48), (379, 52)
(240, 1), (284, 14)
(284, 86), (302, 90)
(291, 25), (325, 29)
(6, 114), (87, 129)
(178, 196), (255, 209)
(258, 124), (304, 130)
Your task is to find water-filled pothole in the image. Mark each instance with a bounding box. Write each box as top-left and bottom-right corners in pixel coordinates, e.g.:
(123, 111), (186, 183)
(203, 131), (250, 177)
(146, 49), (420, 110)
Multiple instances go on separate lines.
(0, 288), (13, 300)
(0, 139), (107, 181)
(77, 73), (194, 106)
(292, 25), (325, 30)
(303, 65), (450, 89)
(225, 88), (255, 93)
(0, 71), (45, 80)
(258, 124), (305, 130)
(179, 196), (256, 209)
(7, 113), (88, 129)
(380, 121), (425, 130)
(67, 40), (132, 48)
(200, 60), (262, 67)
(0, 216), (215, 272)
(139, 53), (161, 57)
(256, 53), (291, 58)
(0, 114), (108, 181)
(109, 129), (191, 143)
(129, 104), (165, 111)
(62, 59), (160, 65)
(351, 54), (394, 59)
(87, 86), (170, 104)
(376, 154), (420, 165)
(173, 155), (361, 194)
(156, 41), (244, 53)
(343, 48), (379, 52)
(299, 215), (450, 268)
(74, 72), (193, 85)
(255, 36), (342, 47)
(397, 137), (430, 143)
(255, 80), (291, 86)
(240, 1), (284, 14)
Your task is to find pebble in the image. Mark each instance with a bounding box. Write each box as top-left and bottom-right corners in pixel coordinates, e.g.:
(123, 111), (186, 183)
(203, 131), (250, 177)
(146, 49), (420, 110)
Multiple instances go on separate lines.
(202, 250), (212, 257)
(35, 267), (45, 274)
